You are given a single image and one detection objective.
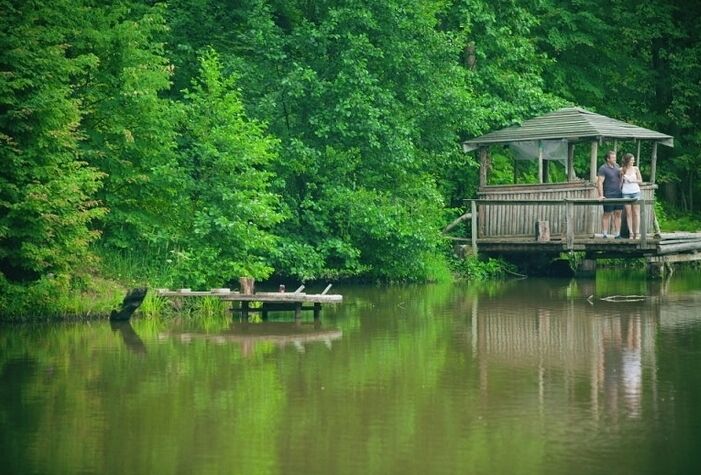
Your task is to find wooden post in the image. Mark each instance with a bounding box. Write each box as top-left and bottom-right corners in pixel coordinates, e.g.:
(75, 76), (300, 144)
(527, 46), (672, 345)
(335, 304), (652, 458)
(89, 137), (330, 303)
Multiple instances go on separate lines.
(294, 302), (302, 321)
(239, 277), (255, 295)
(589, 141), (599, 236)
(636, 140), (641, 163)
(241, 301), (249, 321)
(471, 200), (478, 256)
(479, 147), (488, 187)
(543, 158), (550, 183)
(536, 221), (550, 242)
(640, 199), (648, 247)
(589, 140), (598, 183)
(566, 200), (574, 250)
(313, 303), (321, 321)
(538, 141), (544, 184)
(650, 142), (658, 184)
(567, 142), (575, 181)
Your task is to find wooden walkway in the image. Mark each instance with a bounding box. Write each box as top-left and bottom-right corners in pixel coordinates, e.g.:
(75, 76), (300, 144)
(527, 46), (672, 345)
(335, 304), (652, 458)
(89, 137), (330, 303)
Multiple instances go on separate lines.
(475, 232), (701, 260)
(155, 286), (343, 320)
(460, 198), (701, 267)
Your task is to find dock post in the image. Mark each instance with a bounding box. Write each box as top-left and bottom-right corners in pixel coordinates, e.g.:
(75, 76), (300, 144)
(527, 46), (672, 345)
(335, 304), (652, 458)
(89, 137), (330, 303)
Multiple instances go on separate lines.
(241, 301), (249, 321)
(313, 303), (321, 321)
(294, 302), (302, 321)
(647, 261), (665, 279)
(576, 258), (597, 278)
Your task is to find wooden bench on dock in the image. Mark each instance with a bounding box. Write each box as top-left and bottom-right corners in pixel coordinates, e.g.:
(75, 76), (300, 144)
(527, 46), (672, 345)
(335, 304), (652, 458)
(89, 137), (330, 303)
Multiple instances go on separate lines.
(155, 284), (342, 320)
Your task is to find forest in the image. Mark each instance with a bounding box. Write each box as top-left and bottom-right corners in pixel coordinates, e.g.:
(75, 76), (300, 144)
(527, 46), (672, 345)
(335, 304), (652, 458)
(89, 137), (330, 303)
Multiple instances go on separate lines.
(1, 0), (700, 316)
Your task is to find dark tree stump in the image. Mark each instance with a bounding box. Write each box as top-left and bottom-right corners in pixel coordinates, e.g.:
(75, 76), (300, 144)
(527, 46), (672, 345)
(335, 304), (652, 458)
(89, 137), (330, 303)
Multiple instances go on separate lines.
(110, 288), (148, 321)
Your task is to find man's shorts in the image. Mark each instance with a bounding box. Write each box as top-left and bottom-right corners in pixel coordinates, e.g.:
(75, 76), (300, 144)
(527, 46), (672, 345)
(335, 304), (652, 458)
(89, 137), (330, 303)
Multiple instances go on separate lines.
(603, 191), (624, 213)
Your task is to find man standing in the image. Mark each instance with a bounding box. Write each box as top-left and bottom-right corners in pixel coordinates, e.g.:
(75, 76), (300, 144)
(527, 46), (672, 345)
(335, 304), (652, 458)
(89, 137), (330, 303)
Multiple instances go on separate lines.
(597, 150), (623, 238)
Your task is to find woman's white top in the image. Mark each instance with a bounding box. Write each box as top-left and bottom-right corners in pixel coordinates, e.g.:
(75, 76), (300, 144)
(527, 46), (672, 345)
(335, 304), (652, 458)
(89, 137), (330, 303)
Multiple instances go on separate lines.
(621, 167), (641, 194)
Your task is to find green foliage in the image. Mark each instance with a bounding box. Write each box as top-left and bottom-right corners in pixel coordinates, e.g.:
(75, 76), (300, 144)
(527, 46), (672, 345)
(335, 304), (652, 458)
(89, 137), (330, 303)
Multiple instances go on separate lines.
(0, 273), (123, 320)
(173, 49), (283, 286)
(454, 255), (514, 281)
(657, 201), (701, 232)
(4, 0), (701, 318)
(72, 1), (185, 248)
(0, 0), (105, 284)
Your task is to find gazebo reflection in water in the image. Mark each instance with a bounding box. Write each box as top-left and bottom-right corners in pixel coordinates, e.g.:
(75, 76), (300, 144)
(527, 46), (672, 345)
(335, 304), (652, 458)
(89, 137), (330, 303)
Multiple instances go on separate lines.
(468, 281), (661, 422)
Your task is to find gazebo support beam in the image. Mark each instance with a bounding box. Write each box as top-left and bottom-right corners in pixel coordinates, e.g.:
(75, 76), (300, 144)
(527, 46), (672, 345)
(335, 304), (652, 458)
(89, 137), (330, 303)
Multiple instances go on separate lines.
(479, 147), (488, 187)
(589, 140), (598, 183)
(567, 142), (575, 181)
(538, 141), (544, 184)
(650, 142), (657, 185)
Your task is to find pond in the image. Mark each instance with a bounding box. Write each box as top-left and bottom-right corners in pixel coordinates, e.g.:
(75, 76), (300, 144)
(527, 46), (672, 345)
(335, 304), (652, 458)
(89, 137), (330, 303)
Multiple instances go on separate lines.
(2, 270), (701, 475)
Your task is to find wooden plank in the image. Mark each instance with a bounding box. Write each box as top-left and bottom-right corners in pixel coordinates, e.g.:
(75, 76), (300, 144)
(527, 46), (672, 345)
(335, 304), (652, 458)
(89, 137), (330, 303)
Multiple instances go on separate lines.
(657, 241), (701, 254)
(479, 183), (591, 194)
(656, 239), (701, 245)
(157, 290), (342, 303)
(648, 252), (701, 263)
(658, 232), (701, 240)
(221, 293), (343, 303)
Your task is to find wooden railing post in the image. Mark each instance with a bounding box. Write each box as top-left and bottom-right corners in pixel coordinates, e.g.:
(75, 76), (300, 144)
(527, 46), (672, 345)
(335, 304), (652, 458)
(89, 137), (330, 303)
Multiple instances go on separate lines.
(567, 142), (575, 182)
(640, 199), (648, 247)
(471, 200), (478, 256)
(565, 200), (574, 250)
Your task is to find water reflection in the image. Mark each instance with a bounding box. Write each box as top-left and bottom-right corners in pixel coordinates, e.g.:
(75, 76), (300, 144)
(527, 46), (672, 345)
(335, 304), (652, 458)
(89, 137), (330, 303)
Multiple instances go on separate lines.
(159, 321), (343, 357)
(110, 321), (147, 355)
(470, 280), (659, 422)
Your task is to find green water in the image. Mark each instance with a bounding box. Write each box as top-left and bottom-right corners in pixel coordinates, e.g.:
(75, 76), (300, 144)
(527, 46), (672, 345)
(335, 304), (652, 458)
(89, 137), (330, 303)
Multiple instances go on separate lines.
(2, 271), (701, 475)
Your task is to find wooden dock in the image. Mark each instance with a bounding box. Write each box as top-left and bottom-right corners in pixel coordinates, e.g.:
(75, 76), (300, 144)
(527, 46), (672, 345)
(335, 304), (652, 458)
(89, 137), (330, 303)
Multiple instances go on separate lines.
(459, 197), (701, 275)
(155, 285), (343, 320)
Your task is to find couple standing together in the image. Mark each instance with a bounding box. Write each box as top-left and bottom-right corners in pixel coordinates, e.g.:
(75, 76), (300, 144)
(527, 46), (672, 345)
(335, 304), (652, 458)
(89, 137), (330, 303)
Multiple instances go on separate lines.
(597, 150), (642, 239)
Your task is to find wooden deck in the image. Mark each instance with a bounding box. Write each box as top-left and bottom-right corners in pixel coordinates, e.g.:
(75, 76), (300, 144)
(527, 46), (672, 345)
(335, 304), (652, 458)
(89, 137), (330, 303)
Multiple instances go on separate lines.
(155, 287), (343, 320)
(461, 195), (701, 271)
(476, 233), (701, 261)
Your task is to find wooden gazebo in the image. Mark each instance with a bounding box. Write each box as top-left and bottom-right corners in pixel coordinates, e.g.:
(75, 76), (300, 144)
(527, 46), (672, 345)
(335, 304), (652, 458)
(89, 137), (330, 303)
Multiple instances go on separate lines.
(461, 107), (674, 247)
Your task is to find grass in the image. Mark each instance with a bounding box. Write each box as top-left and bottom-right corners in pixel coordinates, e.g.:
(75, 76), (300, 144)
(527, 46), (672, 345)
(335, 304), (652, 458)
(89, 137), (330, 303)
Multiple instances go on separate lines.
(0, 274), (125, 321)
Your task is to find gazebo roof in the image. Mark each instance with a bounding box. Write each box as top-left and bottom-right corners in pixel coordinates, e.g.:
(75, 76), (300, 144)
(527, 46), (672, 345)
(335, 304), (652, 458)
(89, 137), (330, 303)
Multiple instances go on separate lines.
(462, 107), (673, 152)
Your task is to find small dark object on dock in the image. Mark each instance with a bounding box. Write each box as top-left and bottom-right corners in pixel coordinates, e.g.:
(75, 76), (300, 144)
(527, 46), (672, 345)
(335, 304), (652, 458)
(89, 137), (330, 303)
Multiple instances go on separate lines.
(110, 288), (148, 321)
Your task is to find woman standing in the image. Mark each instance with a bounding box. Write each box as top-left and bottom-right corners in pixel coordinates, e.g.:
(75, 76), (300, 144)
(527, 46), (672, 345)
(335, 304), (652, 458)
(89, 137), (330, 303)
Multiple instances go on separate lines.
(620, 153), (643, 239)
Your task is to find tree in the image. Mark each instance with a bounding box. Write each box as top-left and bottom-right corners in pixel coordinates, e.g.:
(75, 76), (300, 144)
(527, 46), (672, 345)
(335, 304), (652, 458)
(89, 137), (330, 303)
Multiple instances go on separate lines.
(173, 49), (283, 287)
(0, 0), (104, 286)
(72, 1), (185, 249)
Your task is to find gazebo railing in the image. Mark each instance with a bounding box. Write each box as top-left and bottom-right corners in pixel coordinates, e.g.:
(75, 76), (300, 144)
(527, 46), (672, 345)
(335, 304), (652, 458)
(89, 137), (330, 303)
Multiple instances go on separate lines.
(468, 198), (653, 254)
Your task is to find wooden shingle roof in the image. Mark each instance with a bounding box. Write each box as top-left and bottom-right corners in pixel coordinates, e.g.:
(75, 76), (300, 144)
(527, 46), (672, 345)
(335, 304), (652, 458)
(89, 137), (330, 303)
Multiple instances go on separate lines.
(462, 107), (673, 151)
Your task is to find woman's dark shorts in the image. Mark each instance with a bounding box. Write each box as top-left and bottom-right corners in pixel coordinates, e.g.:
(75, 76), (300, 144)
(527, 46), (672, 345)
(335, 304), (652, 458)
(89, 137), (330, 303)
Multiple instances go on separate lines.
(603, 191), (623, 213)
